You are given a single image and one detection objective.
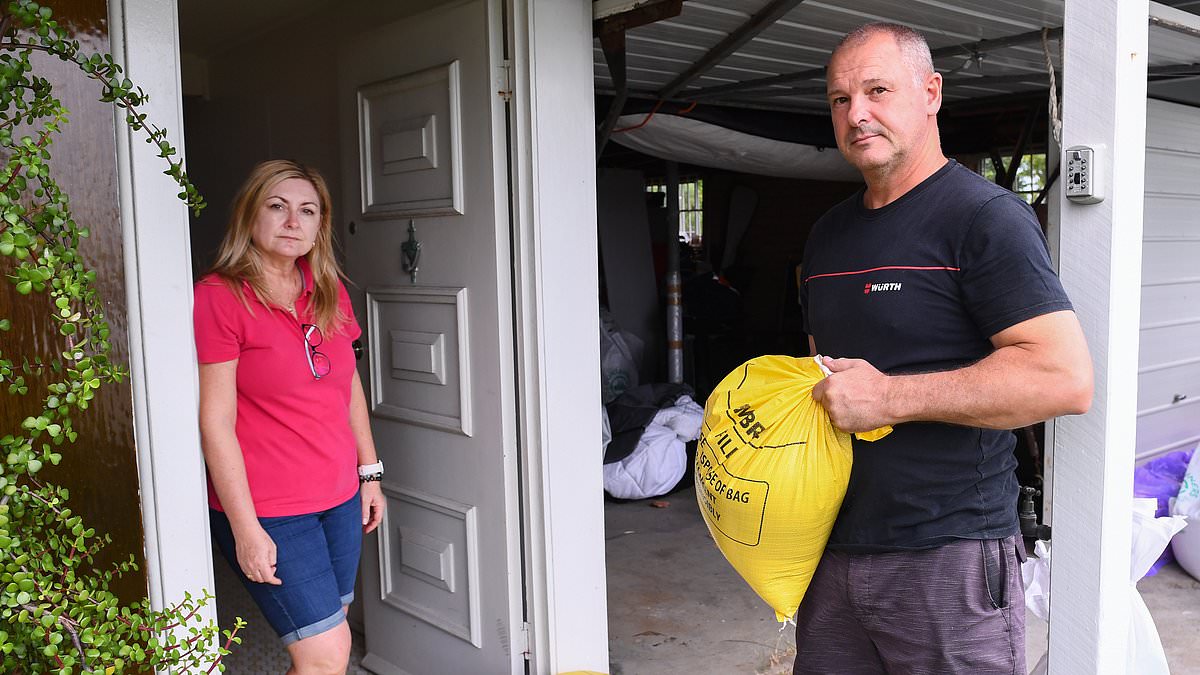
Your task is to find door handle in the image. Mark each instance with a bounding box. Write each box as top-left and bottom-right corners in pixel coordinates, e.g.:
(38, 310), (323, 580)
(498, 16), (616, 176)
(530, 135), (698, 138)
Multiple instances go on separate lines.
(402, 220), (421, 283)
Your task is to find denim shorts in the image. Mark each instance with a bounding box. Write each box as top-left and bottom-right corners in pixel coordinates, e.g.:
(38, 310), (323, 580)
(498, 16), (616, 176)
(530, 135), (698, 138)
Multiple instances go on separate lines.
(210, 492), (363, 645)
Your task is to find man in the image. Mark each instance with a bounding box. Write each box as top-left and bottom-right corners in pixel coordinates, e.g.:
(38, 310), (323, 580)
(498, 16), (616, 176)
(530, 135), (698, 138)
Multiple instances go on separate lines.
(794, 23), (1093, 674)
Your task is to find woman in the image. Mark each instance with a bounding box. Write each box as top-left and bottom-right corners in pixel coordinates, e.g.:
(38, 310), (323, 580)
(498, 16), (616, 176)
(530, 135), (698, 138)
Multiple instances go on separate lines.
(194, 160), (385, 674)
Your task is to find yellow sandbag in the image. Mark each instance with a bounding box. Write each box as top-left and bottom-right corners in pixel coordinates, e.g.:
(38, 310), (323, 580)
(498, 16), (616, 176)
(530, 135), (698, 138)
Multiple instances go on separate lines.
(695, 355), (891, 622)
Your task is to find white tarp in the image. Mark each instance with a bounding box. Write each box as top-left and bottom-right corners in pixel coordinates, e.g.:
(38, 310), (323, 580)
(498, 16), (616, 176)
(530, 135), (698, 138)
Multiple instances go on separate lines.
(609, 113), (863, 182)
(603, 395), (703, 500)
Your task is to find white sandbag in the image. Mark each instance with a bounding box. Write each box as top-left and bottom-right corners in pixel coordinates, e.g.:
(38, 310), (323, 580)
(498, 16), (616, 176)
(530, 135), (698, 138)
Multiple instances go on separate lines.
(1171, 446), (1200, 581)
(1172, 516), (1200, 582)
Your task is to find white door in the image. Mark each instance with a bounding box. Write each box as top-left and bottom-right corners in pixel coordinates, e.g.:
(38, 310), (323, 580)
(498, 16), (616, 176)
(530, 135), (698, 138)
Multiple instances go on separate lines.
(337, 2), (523, 673)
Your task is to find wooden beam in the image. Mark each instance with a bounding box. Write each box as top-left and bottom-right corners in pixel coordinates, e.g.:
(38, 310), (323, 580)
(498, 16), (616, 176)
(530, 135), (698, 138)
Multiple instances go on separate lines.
(593, 0), (681, 37)
(1033, 165), (1061, 208)
(1147, 62), (1200, 77)
(658, 0), (806, 99)
(1048, 0), (1147, 671)
(988, 147), (1010, 188)
(1003, 102), (1042, 190)
(596, 29), (629, 157)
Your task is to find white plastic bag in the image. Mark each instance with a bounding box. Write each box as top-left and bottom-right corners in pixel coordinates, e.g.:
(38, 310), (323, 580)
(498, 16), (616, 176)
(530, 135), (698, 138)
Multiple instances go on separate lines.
(599, 310), (643, 403)
(1022, 539), (1052, 675)
(1022, 499), (1187, 675)
(601, 405), (612, 455)
(1023, 539), (1051, 621)
(1129, 498), (1187, 675)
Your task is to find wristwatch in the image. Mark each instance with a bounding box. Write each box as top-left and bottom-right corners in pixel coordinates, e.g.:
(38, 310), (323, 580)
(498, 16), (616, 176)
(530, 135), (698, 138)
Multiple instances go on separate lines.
(358, 460), (384, 483)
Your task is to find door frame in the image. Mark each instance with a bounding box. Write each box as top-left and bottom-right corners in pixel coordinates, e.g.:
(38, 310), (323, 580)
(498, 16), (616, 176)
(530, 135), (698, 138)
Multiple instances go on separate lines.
(505, 1), (609, 672)
(109, 0), (217, 627)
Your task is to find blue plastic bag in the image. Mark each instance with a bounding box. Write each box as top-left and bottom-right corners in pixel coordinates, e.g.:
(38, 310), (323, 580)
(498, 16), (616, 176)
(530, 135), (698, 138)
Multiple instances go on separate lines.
(1133, 448), (1195, 577)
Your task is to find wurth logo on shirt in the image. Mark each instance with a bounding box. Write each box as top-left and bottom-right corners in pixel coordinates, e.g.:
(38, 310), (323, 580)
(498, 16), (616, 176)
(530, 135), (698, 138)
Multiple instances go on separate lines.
(863, 281), (903, 294)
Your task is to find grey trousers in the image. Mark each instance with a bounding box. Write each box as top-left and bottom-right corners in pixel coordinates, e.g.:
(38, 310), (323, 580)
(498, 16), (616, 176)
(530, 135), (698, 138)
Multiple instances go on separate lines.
(793, 535), (1026, 675)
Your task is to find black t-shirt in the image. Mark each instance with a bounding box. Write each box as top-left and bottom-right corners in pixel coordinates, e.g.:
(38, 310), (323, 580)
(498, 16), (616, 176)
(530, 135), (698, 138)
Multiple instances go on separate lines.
(801, 160), (1073, 552)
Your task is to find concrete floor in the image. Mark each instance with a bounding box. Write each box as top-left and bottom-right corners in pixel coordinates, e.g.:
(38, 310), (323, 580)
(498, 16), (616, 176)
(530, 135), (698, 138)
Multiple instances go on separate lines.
(206, 485), (1200, 674)
(606, 486), (1200, 675)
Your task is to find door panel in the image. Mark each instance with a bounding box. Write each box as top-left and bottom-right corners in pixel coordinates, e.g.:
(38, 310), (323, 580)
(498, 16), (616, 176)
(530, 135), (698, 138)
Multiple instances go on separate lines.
(338, 2), (522, 673)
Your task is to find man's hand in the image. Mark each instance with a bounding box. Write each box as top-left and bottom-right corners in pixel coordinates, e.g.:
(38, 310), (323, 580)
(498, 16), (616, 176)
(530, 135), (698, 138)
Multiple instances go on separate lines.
(811, 356), (893, 433)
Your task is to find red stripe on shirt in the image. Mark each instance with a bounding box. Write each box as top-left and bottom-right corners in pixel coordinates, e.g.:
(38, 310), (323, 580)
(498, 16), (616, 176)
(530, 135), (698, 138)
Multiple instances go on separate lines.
(805, 265), (960, 282)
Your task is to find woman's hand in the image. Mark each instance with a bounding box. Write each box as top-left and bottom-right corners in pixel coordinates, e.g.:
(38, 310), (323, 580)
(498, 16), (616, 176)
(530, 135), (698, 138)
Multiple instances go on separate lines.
(234, 524), (282, 585)
(362, 481), (386, 534)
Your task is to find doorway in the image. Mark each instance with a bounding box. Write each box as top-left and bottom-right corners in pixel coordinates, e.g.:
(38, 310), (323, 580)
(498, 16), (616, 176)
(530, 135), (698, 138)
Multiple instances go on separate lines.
(179, 1), (527, 672)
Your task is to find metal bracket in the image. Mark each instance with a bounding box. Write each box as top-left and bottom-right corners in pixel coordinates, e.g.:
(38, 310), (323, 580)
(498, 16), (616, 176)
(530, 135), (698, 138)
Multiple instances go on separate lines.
(401, 220), (421, 283)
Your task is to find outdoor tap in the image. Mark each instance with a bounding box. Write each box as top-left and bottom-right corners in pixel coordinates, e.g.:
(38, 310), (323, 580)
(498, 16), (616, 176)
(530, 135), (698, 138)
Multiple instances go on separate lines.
(1019, 485), (1051, 541)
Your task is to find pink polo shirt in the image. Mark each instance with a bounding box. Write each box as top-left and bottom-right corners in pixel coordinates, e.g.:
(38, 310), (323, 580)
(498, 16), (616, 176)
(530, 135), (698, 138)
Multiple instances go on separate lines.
(193, 258), (362, 517)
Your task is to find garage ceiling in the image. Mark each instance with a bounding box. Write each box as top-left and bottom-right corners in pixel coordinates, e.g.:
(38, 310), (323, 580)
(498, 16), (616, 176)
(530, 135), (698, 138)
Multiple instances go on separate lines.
(594, 0), (1200, 113)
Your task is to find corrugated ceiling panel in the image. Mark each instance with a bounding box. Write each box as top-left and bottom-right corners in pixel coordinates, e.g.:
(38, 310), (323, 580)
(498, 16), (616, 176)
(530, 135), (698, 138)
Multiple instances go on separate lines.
(736, 35), (838, 61)
(623, 34), (707, 59)
(900, 0), (1064, 30)
(661, 2), (753, 31)
(718, 51), (823, 72)
(594, 0), (1200, 111)
(688, 0), (766, 14)
(632, 19), (728, 44)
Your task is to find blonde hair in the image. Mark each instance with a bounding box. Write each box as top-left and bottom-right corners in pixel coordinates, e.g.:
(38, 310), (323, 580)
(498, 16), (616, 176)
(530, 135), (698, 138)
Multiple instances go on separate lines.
(209, 159), (349, 333)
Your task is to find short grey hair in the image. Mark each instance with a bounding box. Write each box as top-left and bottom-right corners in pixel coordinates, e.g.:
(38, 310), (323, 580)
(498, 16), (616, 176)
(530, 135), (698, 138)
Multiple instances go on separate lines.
(831, 23), (935, 83)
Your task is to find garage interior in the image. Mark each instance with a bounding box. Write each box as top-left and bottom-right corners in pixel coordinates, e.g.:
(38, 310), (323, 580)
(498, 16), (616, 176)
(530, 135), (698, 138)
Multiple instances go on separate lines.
(592, 1), (1200, 674)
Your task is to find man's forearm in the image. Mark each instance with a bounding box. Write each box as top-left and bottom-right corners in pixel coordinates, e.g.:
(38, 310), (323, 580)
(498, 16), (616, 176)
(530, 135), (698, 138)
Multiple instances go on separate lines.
(814, 311), (1094, 432)
(884, 343), (1092, 429)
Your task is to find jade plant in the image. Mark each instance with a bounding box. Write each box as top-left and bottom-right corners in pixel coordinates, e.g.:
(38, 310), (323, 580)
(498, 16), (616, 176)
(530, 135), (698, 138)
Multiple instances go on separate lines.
(0, 0), (240, 671)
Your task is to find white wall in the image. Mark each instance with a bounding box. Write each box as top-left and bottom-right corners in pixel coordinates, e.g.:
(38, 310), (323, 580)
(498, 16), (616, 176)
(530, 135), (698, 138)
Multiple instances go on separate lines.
(1137, 98), (1200, 461)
